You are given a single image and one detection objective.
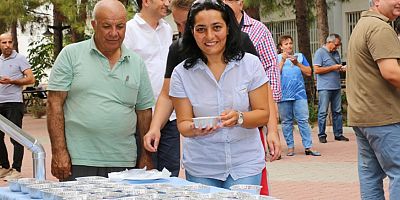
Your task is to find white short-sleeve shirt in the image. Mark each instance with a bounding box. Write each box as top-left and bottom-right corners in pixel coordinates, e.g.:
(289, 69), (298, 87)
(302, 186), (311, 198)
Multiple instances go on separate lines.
(170, 53), (268, 180)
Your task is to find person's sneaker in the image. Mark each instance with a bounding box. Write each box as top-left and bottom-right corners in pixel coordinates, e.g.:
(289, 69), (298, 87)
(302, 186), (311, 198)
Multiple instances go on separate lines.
(3, 169), (22, 181)
(319, 136), (327, 143)
(0, 167), (10, 178)
(335, 135), (350, 141)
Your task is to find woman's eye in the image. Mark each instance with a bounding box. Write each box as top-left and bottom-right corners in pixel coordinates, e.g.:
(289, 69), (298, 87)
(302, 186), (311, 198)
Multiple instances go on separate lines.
(195, 28), (205, 33)
(213, 26), (222, 31)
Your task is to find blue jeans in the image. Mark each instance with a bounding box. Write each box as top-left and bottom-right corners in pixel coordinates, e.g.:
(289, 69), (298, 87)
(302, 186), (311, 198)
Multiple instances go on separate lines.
(354, 123), (400, 200)
(185, 172), (262, 189)
(317, 89), (343, 138)
(278, 99), (312, 149)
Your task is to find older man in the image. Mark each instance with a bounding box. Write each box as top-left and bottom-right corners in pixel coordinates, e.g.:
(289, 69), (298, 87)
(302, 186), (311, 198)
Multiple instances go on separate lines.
(313, 33), (349, 143)
(0, 33), (35, 180)
(47, 0), (155, 181)
(347, 0), (400, 198)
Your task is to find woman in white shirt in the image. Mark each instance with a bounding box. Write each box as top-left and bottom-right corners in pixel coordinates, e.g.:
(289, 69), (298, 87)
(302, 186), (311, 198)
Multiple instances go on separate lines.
(169, 0), (279, 189)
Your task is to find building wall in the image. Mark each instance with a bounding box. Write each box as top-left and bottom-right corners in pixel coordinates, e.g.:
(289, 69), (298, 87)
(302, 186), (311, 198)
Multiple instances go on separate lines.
(260, 0), (369, 61)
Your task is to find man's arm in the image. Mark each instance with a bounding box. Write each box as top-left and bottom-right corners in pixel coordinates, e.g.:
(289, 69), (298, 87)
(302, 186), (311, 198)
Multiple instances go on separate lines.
(314, 64), (342, 74)
(378, 58), (400, 88)
(47, 91), (71, 181)
(143, 79), (174, 152)
(265, 84), (281, 161)
(136, 108), (154, 169)
(0, 69), (35, 85)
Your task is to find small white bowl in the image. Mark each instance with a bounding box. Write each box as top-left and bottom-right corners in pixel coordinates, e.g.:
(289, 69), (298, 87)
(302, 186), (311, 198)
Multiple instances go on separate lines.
(192, 116), (220, 129)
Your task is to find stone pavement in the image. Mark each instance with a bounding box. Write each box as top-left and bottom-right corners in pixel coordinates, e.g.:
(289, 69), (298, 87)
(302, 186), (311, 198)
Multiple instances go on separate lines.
(0, 115), (390, 199)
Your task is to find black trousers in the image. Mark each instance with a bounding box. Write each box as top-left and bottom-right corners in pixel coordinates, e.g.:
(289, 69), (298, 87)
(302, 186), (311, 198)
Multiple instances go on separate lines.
(157, 120), (180, 177)
(65, 165), (134, 181)
(0, 102), (24, 172)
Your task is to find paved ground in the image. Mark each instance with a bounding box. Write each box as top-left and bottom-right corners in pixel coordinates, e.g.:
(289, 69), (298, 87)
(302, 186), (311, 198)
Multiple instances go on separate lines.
(0, 115), (390, 199)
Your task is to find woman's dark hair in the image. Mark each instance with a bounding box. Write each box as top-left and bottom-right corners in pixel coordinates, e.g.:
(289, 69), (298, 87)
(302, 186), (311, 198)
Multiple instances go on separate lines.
(277, 35), (293, 54)
(181, 0), (244, 69)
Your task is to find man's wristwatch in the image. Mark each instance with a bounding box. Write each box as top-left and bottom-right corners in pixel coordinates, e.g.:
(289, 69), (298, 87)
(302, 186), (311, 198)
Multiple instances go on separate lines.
(237, 111), (244, 125)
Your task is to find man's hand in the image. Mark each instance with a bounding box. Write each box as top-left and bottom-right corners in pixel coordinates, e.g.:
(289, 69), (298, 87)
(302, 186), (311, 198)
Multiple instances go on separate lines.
(143, 129), (161, 152)
(266, 131), (281, 161)
(51, 149), (71, 181)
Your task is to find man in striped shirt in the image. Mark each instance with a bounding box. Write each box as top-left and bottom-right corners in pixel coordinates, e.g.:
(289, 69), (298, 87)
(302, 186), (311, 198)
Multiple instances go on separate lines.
(224, 0), (281, 103)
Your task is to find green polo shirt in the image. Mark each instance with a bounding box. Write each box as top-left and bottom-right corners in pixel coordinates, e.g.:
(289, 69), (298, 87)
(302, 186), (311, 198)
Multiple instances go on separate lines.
(48, 38), (155, 167)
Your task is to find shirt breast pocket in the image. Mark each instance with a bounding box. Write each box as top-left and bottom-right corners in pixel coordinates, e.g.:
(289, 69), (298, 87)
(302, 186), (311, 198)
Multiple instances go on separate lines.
(118, 81), (139, 107)
(234, 84), (250, 111)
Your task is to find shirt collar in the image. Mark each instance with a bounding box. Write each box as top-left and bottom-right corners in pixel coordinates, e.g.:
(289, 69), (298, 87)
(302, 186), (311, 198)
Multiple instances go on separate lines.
(89, 36), (130, 62)
(191, 58), (239, 72)
(133, 13), (167, 30)
(361, 10), (390, 22)
(242, 12), (253, 28)
(0, 50), (17, 60)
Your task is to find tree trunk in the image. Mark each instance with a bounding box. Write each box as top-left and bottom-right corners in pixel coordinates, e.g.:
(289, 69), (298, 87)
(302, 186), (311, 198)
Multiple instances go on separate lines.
(316, 0), (329, 46)
(245, 7), (260, 21)
(11, 22), (19, 52)
(295, 0), (315, 103)
(53, 5), (63, 58)
(71, 0), (87, 42)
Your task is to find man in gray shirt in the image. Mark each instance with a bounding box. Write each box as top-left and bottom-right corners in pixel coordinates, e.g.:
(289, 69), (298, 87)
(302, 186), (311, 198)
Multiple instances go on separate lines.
(0, 32), (35, 180)
(313, 33), (348, 143)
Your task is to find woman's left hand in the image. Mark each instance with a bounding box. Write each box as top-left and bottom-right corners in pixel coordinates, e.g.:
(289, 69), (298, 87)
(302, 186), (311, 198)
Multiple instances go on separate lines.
(220, 110), (238, 127)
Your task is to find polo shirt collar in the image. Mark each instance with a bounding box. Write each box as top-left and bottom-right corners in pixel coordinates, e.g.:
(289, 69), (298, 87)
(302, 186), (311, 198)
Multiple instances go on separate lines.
(89, 36), (130, 61)
(361, 10), (390, 22)
(0, 50), (17, 60)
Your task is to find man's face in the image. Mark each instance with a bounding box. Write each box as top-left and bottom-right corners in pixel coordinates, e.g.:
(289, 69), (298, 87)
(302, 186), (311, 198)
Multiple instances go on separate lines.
(172, 7), (188, 33)
(147, 0), (171, 19)
(327, 38), (341, 52)
(223, 0), (243, 17)
(0, 34), (13, 58)
(332, 38), (341, 51)
(375, 0), (400, 20)
(91, 10), (127, 54)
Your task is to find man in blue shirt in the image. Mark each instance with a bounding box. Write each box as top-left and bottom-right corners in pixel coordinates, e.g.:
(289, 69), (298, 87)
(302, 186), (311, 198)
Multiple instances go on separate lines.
(313, 33), (349, 143)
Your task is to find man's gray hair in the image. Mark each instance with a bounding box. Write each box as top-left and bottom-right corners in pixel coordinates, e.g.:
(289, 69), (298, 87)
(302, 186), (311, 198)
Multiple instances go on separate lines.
(326, 33), (341, 43)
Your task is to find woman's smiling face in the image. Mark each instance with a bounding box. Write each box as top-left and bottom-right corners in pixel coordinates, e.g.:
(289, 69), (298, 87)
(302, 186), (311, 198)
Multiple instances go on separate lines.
(192, 9), (228, 59)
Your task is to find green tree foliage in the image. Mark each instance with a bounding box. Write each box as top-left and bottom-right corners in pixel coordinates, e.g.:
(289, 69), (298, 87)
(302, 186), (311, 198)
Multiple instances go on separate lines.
(27, 37), (54, 86)
(0, 0), (47, 34)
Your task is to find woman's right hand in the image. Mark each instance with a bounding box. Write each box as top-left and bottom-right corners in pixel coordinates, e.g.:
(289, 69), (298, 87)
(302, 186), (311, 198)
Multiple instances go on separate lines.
(281, 52), (288, 60)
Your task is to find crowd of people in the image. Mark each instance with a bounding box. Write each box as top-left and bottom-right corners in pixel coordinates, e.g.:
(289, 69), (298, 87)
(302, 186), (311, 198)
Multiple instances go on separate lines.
(0, 0), (399, 198)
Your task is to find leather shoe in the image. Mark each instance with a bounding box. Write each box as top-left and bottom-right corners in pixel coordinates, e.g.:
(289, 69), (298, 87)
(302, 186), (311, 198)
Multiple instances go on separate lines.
(335, 135), (349, 141)
(319, 136), (327, 143)
(287, 148), (295, 156)
(305, 149), (321, 156)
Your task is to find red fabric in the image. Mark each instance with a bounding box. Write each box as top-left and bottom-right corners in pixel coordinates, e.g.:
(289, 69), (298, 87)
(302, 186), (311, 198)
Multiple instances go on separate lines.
(259, 128), (269, 195)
